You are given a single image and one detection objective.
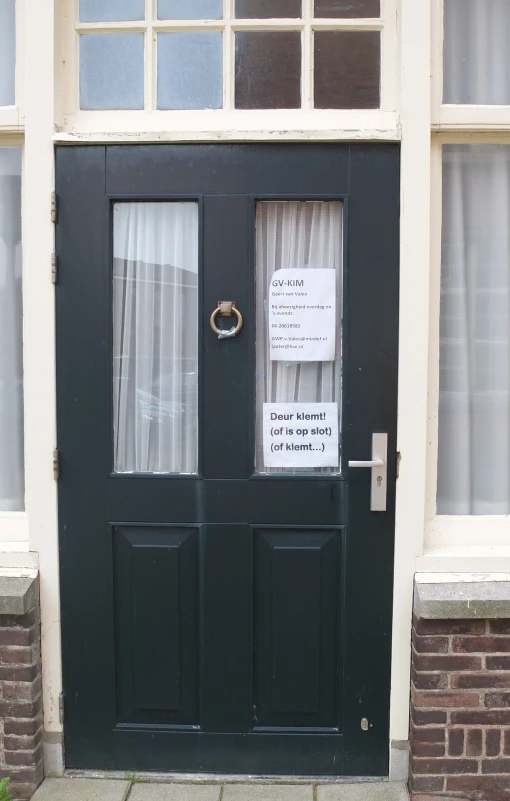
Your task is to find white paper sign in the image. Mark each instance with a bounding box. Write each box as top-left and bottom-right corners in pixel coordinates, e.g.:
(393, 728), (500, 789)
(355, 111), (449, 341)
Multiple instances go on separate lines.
(269, 268), (336, 362)
(263, 403), (339, 468)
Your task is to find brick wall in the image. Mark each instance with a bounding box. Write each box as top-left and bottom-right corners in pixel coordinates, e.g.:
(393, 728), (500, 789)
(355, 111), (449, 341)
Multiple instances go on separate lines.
(410, 615), (510, 801)
(0, 604), (44, 800)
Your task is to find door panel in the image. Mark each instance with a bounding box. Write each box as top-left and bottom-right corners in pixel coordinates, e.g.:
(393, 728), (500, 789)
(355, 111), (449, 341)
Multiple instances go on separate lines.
(114, 526), (199, 725)
(254, 528), (340, 728)
(56, 144), (399, 776)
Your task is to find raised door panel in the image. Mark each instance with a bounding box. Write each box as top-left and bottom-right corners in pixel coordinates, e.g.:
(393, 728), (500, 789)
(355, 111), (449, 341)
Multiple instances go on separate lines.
(254, 528), (341, 729)
(114, 525), (199, 726)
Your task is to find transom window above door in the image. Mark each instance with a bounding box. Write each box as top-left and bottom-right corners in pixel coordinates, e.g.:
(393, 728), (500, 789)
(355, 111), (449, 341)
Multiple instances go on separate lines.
(75, 0), (384, 111)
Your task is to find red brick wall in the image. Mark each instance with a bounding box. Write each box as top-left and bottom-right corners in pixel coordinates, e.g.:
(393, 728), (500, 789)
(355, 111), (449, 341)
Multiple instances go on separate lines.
(0, 606), (44, 801)
(410, 615), (510, 800)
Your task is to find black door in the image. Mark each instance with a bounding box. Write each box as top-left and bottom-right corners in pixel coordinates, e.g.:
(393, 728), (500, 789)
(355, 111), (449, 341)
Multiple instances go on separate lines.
(56, 144), (399, 777)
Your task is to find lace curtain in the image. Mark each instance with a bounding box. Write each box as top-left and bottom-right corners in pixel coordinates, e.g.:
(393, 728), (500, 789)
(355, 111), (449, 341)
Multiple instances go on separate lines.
(0, 148), (23, 510)
(438, 145), (510, 514)
(113, 202), (199, 473)
(255, 201), (343, 473)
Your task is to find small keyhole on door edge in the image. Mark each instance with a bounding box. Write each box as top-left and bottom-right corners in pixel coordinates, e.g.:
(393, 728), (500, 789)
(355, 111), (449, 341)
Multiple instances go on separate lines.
(361, 718), (369, 731)
(376, 476), (382, 488)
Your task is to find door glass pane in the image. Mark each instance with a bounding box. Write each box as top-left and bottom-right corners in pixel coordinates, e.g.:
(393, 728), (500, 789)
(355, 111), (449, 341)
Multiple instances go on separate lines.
(439, 145), (510, 514)
(79, 0), (145, 22)
(113, 203), (199, 474)
(80, 34), (144, 110)
(444, 0), (510, 104)
(0, 0), (15, 107)
(158, 0), (223, 19)
(255, 202), (343, 474)
(0, 148), (24, 510)
(314, 0), (380, 17)
(157, 32), (223, 110)
(235, 32), (301, 110)
(314, 31), (380, 109)
(235, 0), (302, 18)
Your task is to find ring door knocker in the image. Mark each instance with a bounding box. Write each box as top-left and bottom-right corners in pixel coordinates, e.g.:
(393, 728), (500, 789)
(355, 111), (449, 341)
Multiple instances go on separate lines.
(210, 301), (243, 340)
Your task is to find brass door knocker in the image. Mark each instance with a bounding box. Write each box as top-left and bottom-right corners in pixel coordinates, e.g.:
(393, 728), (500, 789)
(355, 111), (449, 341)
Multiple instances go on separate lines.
(210, 301), (243, 339)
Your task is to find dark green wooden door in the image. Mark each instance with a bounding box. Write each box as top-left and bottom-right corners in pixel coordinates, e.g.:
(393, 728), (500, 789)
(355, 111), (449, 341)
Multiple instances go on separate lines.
(56, 144), (399, 776)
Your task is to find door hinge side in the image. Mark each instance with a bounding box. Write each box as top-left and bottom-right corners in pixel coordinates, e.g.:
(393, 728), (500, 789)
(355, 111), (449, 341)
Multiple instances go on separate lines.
(59, 691), (64, 725)
(51, 192), (58, 224)
(51, 253), (58, 284)
(53, 449), (60, 481)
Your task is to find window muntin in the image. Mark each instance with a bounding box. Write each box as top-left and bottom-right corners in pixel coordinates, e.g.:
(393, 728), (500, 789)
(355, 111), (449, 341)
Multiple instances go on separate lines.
(75, 0), (384, 112)
(443, 0), (510, 105)
(438, 145), (510, 515)
(0, 148), (24, 511)
(0, 0), (16, 107)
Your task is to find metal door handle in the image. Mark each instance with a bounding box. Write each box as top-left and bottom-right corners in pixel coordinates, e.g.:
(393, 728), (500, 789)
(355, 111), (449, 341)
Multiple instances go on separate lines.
(348, 433), (388, 512)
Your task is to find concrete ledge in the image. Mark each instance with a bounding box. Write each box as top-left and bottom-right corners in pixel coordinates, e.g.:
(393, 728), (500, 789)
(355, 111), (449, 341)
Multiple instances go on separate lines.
(0, 573), (39, 615)
(414, 573), (510, 619)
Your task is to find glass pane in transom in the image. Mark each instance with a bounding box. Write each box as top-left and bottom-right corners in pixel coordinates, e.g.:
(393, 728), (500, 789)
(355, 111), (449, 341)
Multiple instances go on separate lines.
(314, 0), (380, 17)
(235, 0), (302, 18)
(158, 0), (223, 19)
(235, 32), (301, 109)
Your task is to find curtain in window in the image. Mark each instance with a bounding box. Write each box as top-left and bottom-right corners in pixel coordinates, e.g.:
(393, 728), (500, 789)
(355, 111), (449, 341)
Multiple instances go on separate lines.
(438, 145), (510, 514)
(255, 201), (342, 473)
(0, 0), (15, 106)
(113, 202), (199, 473)
(444, 0), (510, 104)
(0, 149), (23, 511)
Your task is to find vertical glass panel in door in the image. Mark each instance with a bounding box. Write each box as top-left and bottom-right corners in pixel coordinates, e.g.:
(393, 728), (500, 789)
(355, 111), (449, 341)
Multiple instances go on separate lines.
(113, 203), (199, 474)
(255, 202), (343, 474)
(0, 0), (15, 106)
(444, 0), (510, 104)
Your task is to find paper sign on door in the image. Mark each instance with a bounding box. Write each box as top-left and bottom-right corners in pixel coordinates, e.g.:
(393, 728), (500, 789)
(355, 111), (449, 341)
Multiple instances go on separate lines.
(269, 268), (336, 362)
(263, 403), (339, 468)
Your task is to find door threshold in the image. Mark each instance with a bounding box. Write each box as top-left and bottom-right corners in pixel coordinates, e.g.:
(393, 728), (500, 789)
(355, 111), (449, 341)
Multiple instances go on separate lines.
(65, 771), (391, 785)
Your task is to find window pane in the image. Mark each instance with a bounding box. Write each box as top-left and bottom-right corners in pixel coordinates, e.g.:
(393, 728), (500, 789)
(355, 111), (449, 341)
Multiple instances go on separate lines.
(439, 145), (510, 514)
(80, 34), (144, 110)
(0, 0), (15, 106)
(444, 0), (510, 104)
(255, 202), (343, 474)
(314, 31), (380, 109)
(113, 203), (199, 474)
(235, 0), (302, 18)
(314, 0), (380, 17)
(79, 0), (145, 22)
(235, 32), (301, 110)
(158, 0), (223, 20)
(157, 32), (223, 110)
(0, 149), (24, 510)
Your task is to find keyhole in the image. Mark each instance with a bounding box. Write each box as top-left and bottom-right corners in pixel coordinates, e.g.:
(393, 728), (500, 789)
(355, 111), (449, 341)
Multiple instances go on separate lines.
(376, 476), (383, 488)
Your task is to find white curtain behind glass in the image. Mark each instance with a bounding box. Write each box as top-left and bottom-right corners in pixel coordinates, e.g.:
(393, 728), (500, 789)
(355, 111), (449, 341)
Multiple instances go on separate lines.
(255, 201), (342, 473)
(438, 145), (510, 514)
(0, 0), (16, 106)
(444, 0), (510, 104)
(113, 203), (199, 473)
(0, 148), (23, 510)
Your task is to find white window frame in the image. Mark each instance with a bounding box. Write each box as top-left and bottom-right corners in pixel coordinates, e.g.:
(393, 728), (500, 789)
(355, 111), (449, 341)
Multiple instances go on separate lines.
(57, 0), (400, 141)
(0, 0), (25, 131)
(425, 0), (510, 557)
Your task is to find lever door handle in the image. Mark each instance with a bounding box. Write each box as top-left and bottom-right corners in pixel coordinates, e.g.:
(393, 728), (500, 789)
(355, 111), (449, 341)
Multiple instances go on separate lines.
(348, 433), (388, 512)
